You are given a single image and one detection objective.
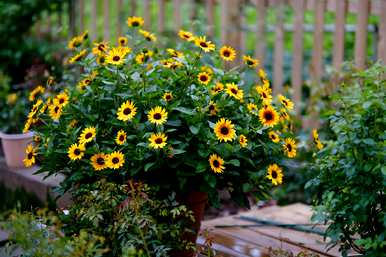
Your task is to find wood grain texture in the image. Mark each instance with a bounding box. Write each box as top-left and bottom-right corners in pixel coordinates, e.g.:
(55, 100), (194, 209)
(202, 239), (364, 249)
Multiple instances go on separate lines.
(332, 0), (347, 70)
(206, 0), (215, 37)
(273, 0), (284, 94)
(254, 0), (267, 64)
(354, 0), (370, 69)
(378, 0), (386, 63)
(158, 0), (165, 33)
(103, 0), (110, 40)
(310, 0), (325, 83)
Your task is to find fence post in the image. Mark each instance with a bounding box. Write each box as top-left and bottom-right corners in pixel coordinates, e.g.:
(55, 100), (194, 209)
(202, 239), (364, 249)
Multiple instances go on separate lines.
(117, 0), (124, 37)
(91, 0), (97, 40)
(273, 0), (284, 94)
(378, 0), (386, 63)
(291, 0), (305, 115)
(254, 0), (266, 64)
(221, 0), (242, 65)
(103, 0), (110, 40)
(332, 0), (347, 70)
(206, 0), (215, 37)
(144, 0), (152, 30)
(79, 0), (85, 33)
(354, 0), (370, 69)
(310, 0), (325, 84)
(130, 0), (137, 16)
(68, 0), (76, 37)
(158, 0), (165, 33)
(173, 0), (182, 31)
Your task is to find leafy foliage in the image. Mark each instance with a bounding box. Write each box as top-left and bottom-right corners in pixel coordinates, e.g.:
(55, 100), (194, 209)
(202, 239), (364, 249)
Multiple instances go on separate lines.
(307, 63), (386, 256)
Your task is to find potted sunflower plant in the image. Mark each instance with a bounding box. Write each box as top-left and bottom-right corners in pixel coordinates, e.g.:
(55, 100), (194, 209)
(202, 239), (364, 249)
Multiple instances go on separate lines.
(27, 16), (298, 255)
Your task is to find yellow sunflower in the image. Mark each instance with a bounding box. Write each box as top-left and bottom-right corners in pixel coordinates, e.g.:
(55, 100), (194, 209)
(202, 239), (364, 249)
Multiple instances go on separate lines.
(148, 132), (168, 149)
(278, 94), (294, 110)
(115, 130), (127, 145)
(243, 55), (259, 67)
(96, 54), (107, 65)
(117, 100), (137, 121)
(201, 66), (214, 75)
(7, 93), (17, 105)
(256, 84), (272, 104)
(48, 104), (63, 121)
(280, 108), (290, 122)
(225, 83), (244, 101)
(209, 154), (225, 174)
(106, 47), (127, 65)
(90, 153), (107, 171)
(167, 48), (184, 58)
(247, 102), (258, 115)
(53, 92), (69, 107)
(148, 106), (168, 125)
(29, 85), (45, 102)
(259, 106), (279, 127)
(312, 129), (324, 150)
(163, 92), (173, 102)
(23, 118), (32, 133)
(139, 29), (157, 42)
(23, 144), (37, 168)
(197, 72), (211, 85)
(267, 164), (283, 186)
(283, 138), (297, 158)
(69, 49), (87, 64)
(127, 16), (144, 27)
(78, 126), (97, 144)
(268, 131), (280, 143)
(28, 99), (43, 118)
(118, 36), (128, 46)
(178, 30), (194, 41)
(211, 82), (224, 94)
(92, 41), (109, 55)
(68, 143), (85, 161)
(214, 118), (236, 142)
(67, 35), (83, 49)
(258, 69), (267, 81)
(219, 46), (236, 61)
(208, 101), (218, 116)
(239, 134), (248, 148)
(106, 151), (125, 169)
(194, 36), (215, 52)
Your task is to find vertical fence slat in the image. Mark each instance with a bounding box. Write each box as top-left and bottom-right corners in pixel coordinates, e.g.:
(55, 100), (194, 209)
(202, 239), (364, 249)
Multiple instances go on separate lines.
(103, 0), (110, 40)
(310, 0), (325, 83)
(206, 0), (215, 37)
(144, 0), (152, 30)
(273, 0), (284, 94)
(220, 0), (228, 46)
(91, 0), (97, 40)
(68, 0), (76, 37)
(291, 0), (305, 114)
(224, 0), (242, 65)
(158, 0), (165, 33)
(190, 0), (198, 21)
(117, 0), (123, 37)
(354, 0), (370, 69)
(378, 0), (386, 63)
(130, 0), (137, 16)
(79, 0), (85, 33)
(173, 0), (182, 31)
(240, 3), (246, 55)
(332, 0), (347, 70)
(255, 0), (266, 64)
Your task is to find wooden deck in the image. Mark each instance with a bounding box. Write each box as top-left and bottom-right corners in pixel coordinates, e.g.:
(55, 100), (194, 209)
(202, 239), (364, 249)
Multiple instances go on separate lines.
(199, 203), (345, 257)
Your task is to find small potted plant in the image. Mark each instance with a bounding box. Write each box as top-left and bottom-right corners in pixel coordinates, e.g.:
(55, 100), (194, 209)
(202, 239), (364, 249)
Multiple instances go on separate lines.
(29, 17), (298, 254)
(0, 74), (37, 168)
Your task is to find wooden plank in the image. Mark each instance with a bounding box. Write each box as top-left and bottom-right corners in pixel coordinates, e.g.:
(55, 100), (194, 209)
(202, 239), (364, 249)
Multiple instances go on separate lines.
(297, 0), (381, 16)
(79, 0), (85, 33)
(227, 0), (242, 65)
(332, 0), (347, 70)
(143, 0), (152, 30)
(103, 0), (110, 40)
(190, 0), (198, 21)
(310, 0), (325, 83)
(130, 0), (137, 16)
(206, 0), (215, 37)
(354, 0), (370, 69)
(254, 0), (267, 64)
(273, 0), (284, 94)
(117, 0), (124, 37)
(68, 0), (76, 37)
(378, 0), (386, 63)
(158, 0), (166, 33)
(91, 0), (97, 40)
(173, 0), (182, 32)
(291, 0), (305, 114)
(220, 0), (228, 46)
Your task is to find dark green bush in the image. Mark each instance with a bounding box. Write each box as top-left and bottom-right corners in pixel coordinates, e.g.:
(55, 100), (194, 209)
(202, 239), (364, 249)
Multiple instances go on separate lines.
(307, 63), (386, 256)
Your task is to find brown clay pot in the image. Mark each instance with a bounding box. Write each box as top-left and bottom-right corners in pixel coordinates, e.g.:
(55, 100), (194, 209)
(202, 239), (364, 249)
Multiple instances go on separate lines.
(0, 131), (33, 168)
(172, 191), (208, 257)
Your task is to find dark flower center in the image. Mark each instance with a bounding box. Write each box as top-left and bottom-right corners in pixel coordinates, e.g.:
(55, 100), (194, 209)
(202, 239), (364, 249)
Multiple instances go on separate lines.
(220, 126), (229, 135)
(287, 144), (292, 152)
(120, 40), (125, 44)
(213, 160), (220, 168)
(247, 60), (254, 65)
(264, 111), (273, 121)
(123, 108), (132, 115)
(85, 132), (93, 139)
(97, 157), (104, 165)
(132, 21), (139, 26)
(153, 113), (162, 120)
(231, 88), (238, 94)
(85, 79), (91, 85)
(119, 135), (125, 141)
(166, 95), (171, 100)
(145, 36), (152, 41)
(282, 100), (288, 106)
(200, 42), (208, 48)
(155, 138), (163, 144)
(271, 171), (277, 179)
(99, 57), (105, 63)
(54, 106), (59, 113)
(98, 45), (105, 51)
(112, 157), (119, 164)
(74, 149), (81, 155)
(200, 75), (208, 82)
(209, 105), (215, 111)
(223, 50), (230, 57)
(59, 98), (65, 104)
(183, 34), (189, 39)
(113, 56), (121, 61)
(27, 153), (33, 159)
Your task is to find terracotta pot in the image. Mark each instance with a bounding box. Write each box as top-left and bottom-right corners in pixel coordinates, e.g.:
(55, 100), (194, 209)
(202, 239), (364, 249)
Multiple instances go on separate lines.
(0, 131), (33, 168)
(172, 191), (208, 257)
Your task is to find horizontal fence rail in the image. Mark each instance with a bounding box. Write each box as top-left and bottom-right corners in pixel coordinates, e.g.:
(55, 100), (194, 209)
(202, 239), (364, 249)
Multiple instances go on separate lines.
(36, 0), (386, 117)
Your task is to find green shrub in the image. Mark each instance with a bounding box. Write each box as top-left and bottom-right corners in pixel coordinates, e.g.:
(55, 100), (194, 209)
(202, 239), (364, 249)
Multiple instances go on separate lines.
(307, 63), (386, 256)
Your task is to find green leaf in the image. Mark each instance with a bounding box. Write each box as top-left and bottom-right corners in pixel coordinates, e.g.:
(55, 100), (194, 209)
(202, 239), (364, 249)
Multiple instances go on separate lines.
(228, 159), (240, 167)
(173, 107), (195, 115)
(144, 162), (155, 171)
(172, 149), (186, 155)
(189, 124), (200, 134)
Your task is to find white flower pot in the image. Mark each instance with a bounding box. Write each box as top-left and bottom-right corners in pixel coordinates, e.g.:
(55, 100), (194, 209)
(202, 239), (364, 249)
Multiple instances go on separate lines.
(0, 131), (33, 168)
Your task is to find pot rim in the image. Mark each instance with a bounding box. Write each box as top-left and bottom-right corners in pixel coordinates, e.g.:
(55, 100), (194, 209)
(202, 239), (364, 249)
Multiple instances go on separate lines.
(0, 131), (34, 140)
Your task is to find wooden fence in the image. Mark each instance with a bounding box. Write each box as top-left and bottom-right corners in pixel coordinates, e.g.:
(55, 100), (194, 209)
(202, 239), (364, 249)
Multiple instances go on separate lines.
(38, 0), (386, 115)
